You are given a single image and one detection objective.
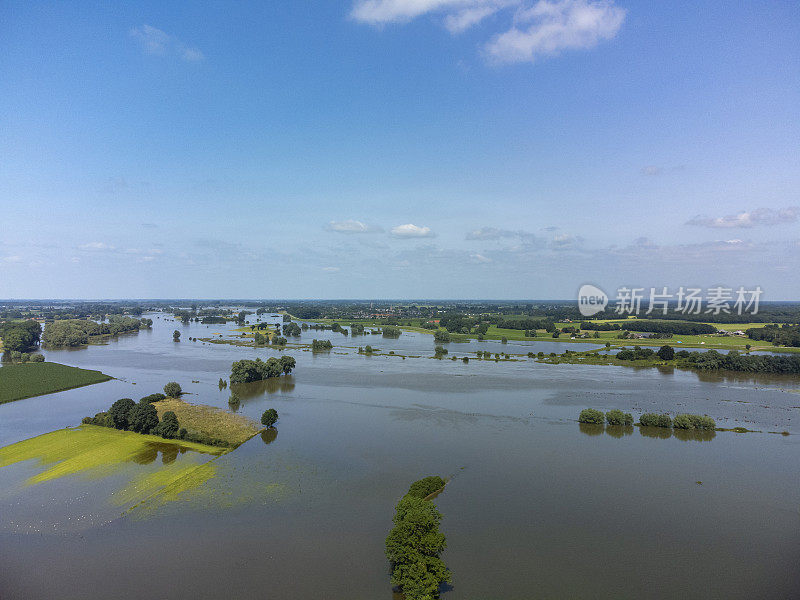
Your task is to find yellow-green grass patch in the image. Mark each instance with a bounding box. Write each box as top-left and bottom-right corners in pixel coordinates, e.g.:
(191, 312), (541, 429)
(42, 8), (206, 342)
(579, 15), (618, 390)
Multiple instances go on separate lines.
(154, 397), (262, 447)
(0, 425), (223, 486)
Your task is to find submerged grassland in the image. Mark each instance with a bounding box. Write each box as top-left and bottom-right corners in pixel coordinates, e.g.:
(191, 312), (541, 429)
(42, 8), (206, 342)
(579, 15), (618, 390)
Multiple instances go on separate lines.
(0, 362), (112, 404)
(0, 425), (223, 486)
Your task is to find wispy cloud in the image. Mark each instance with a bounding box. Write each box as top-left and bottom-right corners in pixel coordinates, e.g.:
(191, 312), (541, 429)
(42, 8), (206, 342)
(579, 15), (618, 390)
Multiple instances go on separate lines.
(465, 226), (538, 241)
(326, 220), (383, 234)
(686, 207), (799, 229)
(390, 223), (436, 238)
(484, 0), (626, 64)
(351, 0), (625, 64)
(130, 25), (204, 62)
(78, 241), (116, 252)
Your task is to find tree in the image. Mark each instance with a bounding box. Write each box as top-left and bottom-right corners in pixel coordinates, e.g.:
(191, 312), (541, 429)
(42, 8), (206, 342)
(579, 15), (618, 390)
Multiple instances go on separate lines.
(279, 355), (296, 374)
(261, 408), (278, 427)
(254, 332), (266, 345)
(385, 486), (451, 600)
(129, 401), (159, 434)
(153, 411), (180, 439)
(657, 345), (675, 360)
(0, 320), (41, 352)
(163, 382), (182, 397)
(108, 398), (136, 429)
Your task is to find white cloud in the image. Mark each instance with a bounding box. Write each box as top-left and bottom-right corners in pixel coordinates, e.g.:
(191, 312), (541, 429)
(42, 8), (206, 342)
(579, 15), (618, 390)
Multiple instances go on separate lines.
(391, 223), (436, 238)
(352, 0), (625, 64)
(471, 253), (492, 263)
(445, 4), (506, 33)
(323, 266), (341, 272)
(352, 0), (484, 25)
(130, 25), (204, 62)
(78, 242), (116, 251)
(2, 255), (23, 263)
(326, 220), (382, 233)
(465, 226), (538, 241)
(130, 24), (170, 54)
(485, 0), (626, 64)
(686, 207), (800, 229)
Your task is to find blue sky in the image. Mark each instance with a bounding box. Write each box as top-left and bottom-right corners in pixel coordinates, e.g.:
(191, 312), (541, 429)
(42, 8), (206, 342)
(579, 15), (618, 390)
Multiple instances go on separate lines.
(1, 1), (798, 299)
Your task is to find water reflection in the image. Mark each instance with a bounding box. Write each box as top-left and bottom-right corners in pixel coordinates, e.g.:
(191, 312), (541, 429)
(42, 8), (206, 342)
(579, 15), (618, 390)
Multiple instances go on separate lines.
(130, 441), (190, 465)
(231, 376), (296, 400)
(577, 424), (716, 442)
(673, 428), (716, 442)
(639, 426), (672, 440)
(605, 425), (634, 439)
(261, 428), (278, 445)
(578, 423), (604, 436)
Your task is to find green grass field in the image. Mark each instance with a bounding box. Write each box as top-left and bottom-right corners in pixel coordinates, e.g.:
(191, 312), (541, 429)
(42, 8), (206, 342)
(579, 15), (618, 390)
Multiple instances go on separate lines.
(281, 315), (798, 353)
(0, 362), (112, 404)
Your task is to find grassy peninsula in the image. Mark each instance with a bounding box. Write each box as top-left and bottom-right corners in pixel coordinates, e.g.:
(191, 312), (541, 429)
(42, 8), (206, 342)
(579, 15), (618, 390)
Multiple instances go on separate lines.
(0, 361), (112, 404)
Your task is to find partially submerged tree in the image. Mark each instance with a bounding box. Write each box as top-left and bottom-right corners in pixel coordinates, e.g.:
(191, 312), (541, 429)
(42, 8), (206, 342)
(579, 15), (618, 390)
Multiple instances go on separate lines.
(261, 408), (278, 428)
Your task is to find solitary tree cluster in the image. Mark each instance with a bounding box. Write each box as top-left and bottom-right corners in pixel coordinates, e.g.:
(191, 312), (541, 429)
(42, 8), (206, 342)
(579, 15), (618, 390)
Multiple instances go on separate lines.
(579, 408), (715, 431)
(230, 356), (295, 384)
(385, 476), (451, 600)
(261, 408), (278, 427)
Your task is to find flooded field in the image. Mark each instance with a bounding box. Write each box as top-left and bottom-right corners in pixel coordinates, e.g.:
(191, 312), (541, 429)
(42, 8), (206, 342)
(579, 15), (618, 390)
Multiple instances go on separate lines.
(1, 315), (799, 598)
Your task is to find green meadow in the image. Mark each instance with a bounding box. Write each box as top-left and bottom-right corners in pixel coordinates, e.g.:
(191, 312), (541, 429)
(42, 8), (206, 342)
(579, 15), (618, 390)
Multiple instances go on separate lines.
(0, 361), (113, 404)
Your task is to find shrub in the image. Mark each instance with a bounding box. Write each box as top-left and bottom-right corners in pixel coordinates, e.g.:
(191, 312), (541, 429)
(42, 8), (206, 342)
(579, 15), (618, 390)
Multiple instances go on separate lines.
(673, 413), (716, 430)
(228, 393), (240, 410)
(83, 411), (112, 427)
(163, 382), (182, 397)
(501, 336), (508, 344)
(261, 408), (278, 427)
(639, 413), (673, 428)
(30, 354), (45, 362)
(578, 408), (605, 424)
(605, 409), (633, 426)
(140, 393), (166, 404)
(179, 427), (187, 439)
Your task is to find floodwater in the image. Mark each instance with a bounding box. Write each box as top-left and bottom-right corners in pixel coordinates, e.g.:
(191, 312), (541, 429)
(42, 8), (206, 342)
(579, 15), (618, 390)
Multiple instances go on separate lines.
(1, 314), (799, 599)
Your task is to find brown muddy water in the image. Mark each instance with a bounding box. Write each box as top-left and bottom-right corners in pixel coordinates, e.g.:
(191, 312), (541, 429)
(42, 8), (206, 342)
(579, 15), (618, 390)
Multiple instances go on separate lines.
(1, 315), (798, 599)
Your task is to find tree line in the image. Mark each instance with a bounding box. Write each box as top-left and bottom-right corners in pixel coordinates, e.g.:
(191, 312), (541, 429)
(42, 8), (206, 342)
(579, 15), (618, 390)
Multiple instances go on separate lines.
(42, 317), (151, 347)
(746, 324), (800, 347)
(581, 320), (717, 335)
